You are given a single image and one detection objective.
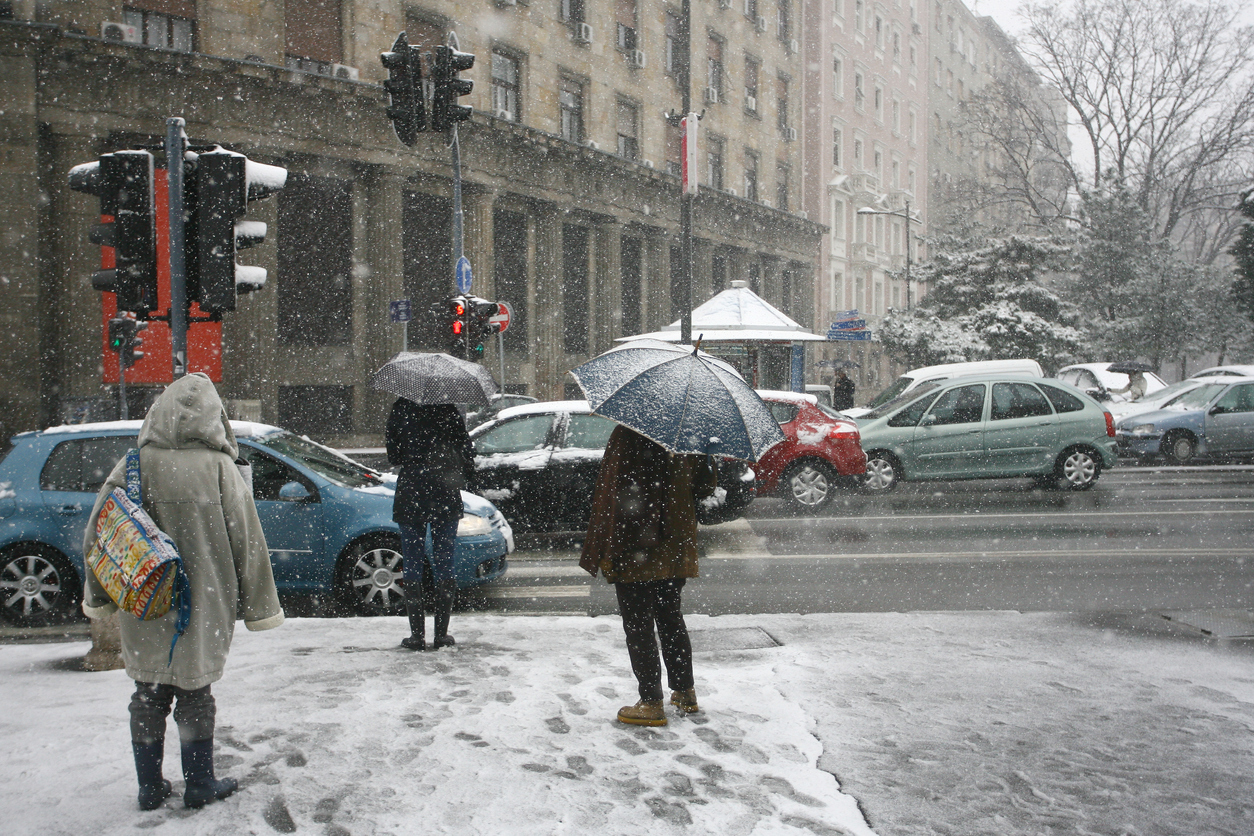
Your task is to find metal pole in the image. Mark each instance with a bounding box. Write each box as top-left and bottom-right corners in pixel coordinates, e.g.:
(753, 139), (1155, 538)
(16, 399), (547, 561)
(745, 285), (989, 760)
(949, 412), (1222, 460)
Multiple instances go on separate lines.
(450, 125), (470, 359)
(498, 328), (506, 391)
(118, 350), (127, 420)
(679, 0), (693, 345)
(165, 118), (188, 379)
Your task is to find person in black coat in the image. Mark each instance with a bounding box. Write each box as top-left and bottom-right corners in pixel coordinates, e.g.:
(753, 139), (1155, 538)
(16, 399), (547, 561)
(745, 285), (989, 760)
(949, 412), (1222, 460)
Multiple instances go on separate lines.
(832, 370), (856, 411)
(386, 399), (476, 650)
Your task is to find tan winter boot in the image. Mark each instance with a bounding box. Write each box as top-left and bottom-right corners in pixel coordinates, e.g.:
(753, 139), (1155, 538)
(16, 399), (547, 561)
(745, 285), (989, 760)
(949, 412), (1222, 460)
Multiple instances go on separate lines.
(670, 688), (700, 714)
(616, 700), (667, 727)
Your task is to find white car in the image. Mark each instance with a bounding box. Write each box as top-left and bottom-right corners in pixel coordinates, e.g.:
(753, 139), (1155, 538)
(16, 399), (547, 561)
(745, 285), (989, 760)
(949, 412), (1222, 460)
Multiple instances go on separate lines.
(1108, 373), (1243, 421)
(1190, 365), (1254, 379)
(1055, 363), (1167, 405)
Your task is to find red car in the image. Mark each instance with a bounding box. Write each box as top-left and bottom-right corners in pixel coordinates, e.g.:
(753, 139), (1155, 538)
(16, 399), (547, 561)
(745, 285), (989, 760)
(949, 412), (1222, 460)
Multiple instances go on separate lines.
(754, 390), (867, 511)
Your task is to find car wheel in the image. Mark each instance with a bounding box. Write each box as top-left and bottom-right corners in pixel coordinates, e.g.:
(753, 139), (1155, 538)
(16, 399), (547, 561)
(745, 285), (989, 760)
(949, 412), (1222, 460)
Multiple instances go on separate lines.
(861, 452), (900, 494)
(1055, 447), (1102, 491)
(335, 535), (406, 617)
(1162, 431), (1197, 465)
(0, 543), (81, 627)
(783, 460), (838, 511)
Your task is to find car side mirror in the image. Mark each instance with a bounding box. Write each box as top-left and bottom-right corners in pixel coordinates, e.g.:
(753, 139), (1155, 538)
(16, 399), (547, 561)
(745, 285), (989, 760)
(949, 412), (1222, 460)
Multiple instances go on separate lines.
(920, 413), (937, 426)
(1210, 405), (1225, 416)
(1085, 388), (1107, 401)
(278, 481), (312, 501)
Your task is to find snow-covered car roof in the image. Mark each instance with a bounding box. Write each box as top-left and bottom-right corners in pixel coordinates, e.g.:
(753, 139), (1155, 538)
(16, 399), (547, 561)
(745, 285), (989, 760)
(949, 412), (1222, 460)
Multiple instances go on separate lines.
(35, 419), (284, 439)
(755, 389), (819, 405)
(1057, 363), (1167, 392)
(1190, 365), (1254, 378)
(489, 399), (592, 424)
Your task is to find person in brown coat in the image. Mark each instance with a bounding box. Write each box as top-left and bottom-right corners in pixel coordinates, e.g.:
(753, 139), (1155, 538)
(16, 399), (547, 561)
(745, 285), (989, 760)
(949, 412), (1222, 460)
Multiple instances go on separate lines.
(580, 425), (717, 726)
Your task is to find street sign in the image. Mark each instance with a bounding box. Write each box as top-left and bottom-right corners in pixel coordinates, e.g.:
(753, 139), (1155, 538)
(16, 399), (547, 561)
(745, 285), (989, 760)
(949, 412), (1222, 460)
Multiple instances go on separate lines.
(827, 330), (872, 341)
(389, 299), (412, 323)
(832, 309), (859, 321)
(489, 300), (512, 333)
(455, 256), (473, 293)
(832, 319), (867, 330)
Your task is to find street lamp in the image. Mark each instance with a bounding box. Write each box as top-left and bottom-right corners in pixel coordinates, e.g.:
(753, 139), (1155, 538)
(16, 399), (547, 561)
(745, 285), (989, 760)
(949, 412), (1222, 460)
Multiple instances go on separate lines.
(857, 200), (920, 310)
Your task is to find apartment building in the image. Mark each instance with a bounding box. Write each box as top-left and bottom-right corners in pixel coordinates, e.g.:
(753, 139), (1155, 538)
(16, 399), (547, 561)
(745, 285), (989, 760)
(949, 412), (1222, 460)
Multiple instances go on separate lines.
(0, 1), (822, 446)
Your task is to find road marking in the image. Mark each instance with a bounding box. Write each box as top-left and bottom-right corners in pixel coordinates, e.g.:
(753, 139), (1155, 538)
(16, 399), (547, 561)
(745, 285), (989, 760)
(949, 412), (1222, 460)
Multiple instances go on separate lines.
(702, 547), (1254, 561)
(749, 508), (1254, 524)
(476, 585), (589, 598)
(499, 565), (586, 577)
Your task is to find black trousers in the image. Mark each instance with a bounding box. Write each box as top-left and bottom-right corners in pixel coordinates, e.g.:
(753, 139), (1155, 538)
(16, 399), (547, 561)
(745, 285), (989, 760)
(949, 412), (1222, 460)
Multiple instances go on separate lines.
(129, 681), (215, 745)
(615, 578), (694, 702)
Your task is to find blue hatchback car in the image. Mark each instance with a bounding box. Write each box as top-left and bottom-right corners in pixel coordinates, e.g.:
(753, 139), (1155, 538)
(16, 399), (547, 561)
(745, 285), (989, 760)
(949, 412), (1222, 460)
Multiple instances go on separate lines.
(1115, 377), (1254, 464)
(0, 420), (512, 627)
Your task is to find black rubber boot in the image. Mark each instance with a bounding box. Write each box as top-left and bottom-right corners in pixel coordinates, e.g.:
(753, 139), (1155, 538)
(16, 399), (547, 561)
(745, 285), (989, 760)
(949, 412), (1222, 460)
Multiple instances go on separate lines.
(400, 586), (425, 650)
(132, 741), (172, 810)
(181, 739), (238, 809)
(432, 578), (457, 649)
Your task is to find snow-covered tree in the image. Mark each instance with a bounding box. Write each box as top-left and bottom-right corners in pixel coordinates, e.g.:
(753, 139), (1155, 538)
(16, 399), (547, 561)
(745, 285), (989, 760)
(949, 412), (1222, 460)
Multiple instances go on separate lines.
(880, 236), (1089, 372)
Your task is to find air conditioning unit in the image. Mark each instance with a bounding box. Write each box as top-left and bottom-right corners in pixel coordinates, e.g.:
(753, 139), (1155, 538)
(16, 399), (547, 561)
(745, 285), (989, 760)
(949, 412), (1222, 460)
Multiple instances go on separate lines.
(745, 94), (757, 112)
(704, 86), (720, 104)
(630, 49), (646, 69)
(642, 159), (654, 169)
(101, 21), (141, 43)
(787, 126), (798, 141)
(494, 108), (513, 121)
(575, 22), (594, 44)
(797, 210), (808, 220)
(584, 139), (600, 150)
(789, 39), (800, 55)
(719, 0), (731, 8)
(495, 0), (518, 6)
(726, 187), (738, 196)
(755, 16), (768, 32)
(761, 198), (772, 208)
(331, 64), (359, 80)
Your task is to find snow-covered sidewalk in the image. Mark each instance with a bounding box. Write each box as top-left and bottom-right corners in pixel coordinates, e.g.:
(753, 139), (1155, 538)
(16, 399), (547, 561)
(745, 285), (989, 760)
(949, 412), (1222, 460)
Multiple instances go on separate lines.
(3, 611), (1252, 836)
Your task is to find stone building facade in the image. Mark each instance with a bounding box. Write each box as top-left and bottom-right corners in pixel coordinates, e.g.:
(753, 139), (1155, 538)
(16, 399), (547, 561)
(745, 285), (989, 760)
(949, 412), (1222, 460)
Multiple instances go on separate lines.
(0, 0), (821, 446)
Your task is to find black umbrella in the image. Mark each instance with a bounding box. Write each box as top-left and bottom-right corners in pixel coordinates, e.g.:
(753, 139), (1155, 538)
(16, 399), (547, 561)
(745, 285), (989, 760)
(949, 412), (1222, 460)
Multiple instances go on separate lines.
(830, 359), (861, 370)
(369, 352), (498, 406)
(1106, 361), (1154, 375)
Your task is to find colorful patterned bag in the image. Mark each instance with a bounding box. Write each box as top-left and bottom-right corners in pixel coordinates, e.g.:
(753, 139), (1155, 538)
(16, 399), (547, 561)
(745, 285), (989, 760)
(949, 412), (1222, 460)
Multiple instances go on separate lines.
(86, 449), (190, 663)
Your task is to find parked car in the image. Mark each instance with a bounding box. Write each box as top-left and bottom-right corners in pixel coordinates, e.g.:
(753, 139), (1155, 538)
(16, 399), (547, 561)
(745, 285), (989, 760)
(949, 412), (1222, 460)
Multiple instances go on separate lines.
(469, 401), (756, 532)
(855, 375), (1118, 493)
(1055, 363), (1168, 404)
(1115, 377), (1254, 463)
(464, 393), (539, 431)
(0, 420), (512, 627)
(1189, 365), (1254, 379)
(844, 358), (1045, 418)
(1107, 375), (1227, 422)
(753, 390), (866, 511)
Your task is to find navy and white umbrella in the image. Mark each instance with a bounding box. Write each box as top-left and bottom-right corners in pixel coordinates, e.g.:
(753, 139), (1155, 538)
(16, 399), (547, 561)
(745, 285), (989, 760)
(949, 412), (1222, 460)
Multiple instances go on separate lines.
(369, 352), (498, 407)
(569, 340), (785, 462)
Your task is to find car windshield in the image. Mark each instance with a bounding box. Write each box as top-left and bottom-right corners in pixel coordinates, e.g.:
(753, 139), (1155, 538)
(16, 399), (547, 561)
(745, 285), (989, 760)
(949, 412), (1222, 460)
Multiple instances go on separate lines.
(251, 430), (383, 488)
(863, 376), (915, 410)
(1162, 383), (1226, 410)
(1144, 379), (1200, 403)
(862, 381), (944, 421)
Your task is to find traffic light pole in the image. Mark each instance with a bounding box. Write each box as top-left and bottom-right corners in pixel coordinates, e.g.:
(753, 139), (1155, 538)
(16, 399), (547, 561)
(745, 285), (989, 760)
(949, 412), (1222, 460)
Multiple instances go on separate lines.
(679, 0), (693, 346)
(117, 350), (128, 420)
(165, 118), (189, 380)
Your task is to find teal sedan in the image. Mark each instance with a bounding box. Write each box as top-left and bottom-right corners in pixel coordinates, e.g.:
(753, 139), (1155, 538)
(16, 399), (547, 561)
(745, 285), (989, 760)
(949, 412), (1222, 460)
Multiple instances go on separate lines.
(855, 375), (1118, 492)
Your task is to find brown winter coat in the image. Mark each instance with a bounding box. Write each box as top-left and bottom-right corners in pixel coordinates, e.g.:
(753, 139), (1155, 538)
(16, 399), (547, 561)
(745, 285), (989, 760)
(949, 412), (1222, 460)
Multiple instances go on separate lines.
(82, 373), (284, 689)
(579, 425), (717, 584)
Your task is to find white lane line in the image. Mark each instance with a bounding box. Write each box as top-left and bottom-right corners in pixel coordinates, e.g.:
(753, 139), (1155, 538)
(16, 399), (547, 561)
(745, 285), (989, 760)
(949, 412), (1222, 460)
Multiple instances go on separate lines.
(499, 565), (587, 578)
(749, 508), (1254, 523)
(702, 547), (1254, 561)
(478, 586), (590, 598)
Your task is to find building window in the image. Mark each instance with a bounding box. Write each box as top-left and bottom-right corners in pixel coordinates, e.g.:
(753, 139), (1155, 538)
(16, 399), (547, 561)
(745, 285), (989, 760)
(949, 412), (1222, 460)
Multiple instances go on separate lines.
(561, 0), (586, 24)
(853, 137), (863, 169)
(562, 225), (590, 354)
(712, 254), (727, 292)
(777, 0), (791, 42)
(284, 0), (342, 70)
(708, 136), (725, 190)
(665, 12), (681, 75)
(278, 174), (353, 346)
(854, 71), (864, 109)
(892, 98), (901, 132)
(745, 58), (760, 110)
(494, 209), (530, 356)
(777, 75), (790, 135)
(123, 5), (195, 52)
(854, 0), (864, 32)
(616, 99), (639, 160)
(559, 77), (584, 143)
(615, 0), (638, 50)
(491, 51), (521, 120)
(832, 199), (845, 240)
(874, 84), (883, 120)
(776, 162), (790, 211)
(745, 0), (759, 18)
(744, 151), (759, 202)
(874, 15), (884, 49)
(832, 125), (843, 169)
(832, 55), (844, 98)
(707, 36), (724, 99)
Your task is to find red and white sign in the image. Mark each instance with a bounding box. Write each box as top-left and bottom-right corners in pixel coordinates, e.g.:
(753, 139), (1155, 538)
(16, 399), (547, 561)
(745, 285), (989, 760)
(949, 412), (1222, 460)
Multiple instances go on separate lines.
(682, 113), (699, 196)
(489, 300), (513, 333)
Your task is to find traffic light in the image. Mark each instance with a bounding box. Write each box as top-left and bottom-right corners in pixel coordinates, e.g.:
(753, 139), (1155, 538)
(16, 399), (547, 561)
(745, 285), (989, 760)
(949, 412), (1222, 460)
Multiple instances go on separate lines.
(186, 147), (287, 313)
(467, 297), (499, 359)
(380, 31), (426, 145)
(448, 295), (468, 357)
(68, 150), (157, 316)
(430, 45), (475, 132)
(107, 313), (147, 369)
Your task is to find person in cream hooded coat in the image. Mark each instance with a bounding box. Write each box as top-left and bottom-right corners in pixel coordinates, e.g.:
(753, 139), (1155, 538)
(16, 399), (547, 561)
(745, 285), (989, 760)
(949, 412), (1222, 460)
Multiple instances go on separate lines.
(82, 372), (284, 810)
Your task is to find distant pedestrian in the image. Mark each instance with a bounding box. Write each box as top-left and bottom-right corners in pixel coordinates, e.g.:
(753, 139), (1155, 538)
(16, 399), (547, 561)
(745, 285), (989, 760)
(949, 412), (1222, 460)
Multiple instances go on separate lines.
(580, 425), (718, 726)
(832, 370), (856, 411)
(387, 398), (476, 651)
(1111, 370), (1148, 401)
(82, 372), (284, 811)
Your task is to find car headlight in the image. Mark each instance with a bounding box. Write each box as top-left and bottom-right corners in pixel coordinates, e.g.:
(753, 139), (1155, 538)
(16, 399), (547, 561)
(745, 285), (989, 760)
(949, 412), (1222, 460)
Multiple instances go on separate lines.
(457, 513), (493, 537)
(1130, 423), (1157, 436)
